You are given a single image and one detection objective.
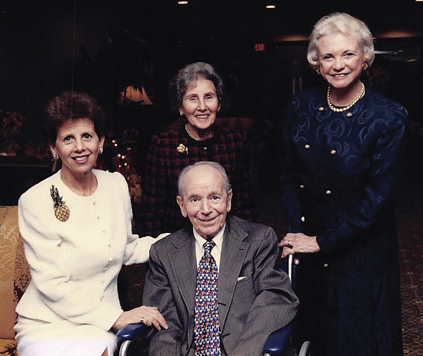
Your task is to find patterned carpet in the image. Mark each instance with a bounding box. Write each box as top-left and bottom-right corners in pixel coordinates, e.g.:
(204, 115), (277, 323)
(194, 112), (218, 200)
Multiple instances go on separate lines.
(395, 173), (423, 356)
(255, 166), (423, 356)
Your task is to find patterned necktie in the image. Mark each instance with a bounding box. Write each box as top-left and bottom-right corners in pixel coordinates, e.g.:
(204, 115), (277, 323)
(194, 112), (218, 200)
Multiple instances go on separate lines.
(194, 240), (221, 356)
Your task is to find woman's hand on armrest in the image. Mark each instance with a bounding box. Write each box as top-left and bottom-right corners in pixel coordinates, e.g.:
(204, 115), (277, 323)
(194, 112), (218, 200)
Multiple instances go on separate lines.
(113, 306), (168, 331)
(279, 232), (320, 258)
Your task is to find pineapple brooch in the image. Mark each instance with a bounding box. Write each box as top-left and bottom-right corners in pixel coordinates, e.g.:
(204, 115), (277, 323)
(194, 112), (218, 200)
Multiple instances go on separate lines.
(50, 185), (70, 222)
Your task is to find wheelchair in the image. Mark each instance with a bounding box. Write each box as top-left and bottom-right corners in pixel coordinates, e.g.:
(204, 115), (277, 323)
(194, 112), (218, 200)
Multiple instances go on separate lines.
(116, 255), (313, 356)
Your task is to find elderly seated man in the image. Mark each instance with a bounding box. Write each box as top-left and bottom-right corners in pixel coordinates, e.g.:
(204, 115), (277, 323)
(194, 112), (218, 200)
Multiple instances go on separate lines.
(142, 161), (299, 356)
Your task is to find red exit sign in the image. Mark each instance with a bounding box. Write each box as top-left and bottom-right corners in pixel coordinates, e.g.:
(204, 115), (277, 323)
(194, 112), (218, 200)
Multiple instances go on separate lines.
(254, 43), (265, 52)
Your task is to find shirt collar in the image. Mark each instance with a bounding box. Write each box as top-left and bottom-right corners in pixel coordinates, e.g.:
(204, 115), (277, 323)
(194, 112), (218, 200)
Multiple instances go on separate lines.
(193, 223), (226, 252)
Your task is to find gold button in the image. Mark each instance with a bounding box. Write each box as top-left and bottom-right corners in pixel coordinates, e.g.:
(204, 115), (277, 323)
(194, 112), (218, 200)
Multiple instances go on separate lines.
(346, 112), (352, 118)
(326, 190), (331, 195)
(300, 184), (305, 189)
(331, 150), (336, 155)
(305, 144), (310, 149)
(301, 216), (306, 222)
(323, 263), (328, 268)
(319, 107), (324, 112)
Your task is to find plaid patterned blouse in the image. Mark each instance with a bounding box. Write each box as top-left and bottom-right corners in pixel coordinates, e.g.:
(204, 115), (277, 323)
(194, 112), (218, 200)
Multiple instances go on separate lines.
(137, 125), (255, 236)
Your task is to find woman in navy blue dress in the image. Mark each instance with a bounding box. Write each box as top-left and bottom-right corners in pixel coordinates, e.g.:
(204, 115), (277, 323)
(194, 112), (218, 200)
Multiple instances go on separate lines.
(279, 13), (407, 355)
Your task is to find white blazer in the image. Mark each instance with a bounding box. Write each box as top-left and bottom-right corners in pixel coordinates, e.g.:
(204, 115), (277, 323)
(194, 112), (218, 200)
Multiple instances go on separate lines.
(15, 170), (160, 340)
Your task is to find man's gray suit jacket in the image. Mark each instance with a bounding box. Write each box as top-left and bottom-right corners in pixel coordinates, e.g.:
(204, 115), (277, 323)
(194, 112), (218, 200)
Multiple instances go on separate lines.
(143, 215), (299, 356)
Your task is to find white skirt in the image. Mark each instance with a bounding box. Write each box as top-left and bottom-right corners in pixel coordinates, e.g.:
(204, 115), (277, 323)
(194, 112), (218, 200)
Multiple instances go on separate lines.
(15, 316), (117, 356)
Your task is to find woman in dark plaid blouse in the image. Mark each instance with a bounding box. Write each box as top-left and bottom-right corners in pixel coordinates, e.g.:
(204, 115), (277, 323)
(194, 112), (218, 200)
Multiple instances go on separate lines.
(137, 62), (255, 237)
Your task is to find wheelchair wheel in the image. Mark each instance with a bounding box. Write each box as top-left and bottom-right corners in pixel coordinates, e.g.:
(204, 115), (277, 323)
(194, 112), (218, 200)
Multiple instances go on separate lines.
(298, 341), (313, 356)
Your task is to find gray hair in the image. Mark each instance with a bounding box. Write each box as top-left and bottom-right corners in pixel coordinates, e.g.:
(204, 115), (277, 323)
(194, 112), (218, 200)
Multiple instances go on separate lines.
(168, 62), (229, 114)
(178, 161), (232, 198)
(307, 12), (375, 71)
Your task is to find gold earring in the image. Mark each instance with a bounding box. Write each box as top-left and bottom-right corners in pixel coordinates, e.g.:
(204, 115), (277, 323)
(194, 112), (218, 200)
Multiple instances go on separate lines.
(362, 63), (368, 71)
(98, 146), (103, 154)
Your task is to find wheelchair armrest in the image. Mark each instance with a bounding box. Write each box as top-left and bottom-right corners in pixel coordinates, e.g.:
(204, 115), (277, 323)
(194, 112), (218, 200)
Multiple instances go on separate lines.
(116, 323), (153, 341)
(262, 321), (294, 355)
(117, 321), (293, 355)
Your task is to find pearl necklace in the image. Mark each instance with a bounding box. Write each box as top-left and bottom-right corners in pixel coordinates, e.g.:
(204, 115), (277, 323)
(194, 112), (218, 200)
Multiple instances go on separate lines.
(327, 83), (365, 113)
(185, 124), (214, 141)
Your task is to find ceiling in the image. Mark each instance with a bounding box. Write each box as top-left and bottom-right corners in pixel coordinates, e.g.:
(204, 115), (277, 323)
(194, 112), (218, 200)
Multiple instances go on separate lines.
(3, 0), (423, 43)
(108, 0), (423, 41)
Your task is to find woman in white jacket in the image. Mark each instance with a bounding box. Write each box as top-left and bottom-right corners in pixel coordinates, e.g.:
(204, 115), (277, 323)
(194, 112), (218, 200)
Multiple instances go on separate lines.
(15, 91), (168, 356)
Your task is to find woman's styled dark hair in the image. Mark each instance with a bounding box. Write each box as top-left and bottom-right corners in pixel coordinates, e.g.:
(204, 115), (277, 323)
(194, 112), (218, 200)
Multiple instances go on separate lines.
(168, 62), (229, 114)
(43, 91), (107, 145)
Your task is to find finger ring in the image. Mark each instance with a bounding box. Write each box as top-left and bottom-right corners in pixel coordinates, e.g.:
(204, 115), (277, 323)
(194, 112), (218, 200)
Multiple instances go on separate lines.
(287, 241), (291, 246)
(140, 317), (144, 323)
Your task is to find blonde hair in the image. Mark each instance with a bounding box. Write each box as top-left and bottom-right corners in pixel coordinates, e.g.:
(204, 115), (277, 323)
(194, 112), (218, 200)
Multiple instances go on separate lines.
(307, 12), (375, 71)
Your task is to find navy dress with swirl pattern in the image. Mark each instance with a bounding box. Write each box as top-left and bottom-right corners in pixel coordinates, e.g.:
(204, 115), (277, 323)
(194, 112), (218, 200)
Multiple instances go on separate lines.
(280, 86), (407, 356)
